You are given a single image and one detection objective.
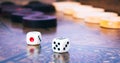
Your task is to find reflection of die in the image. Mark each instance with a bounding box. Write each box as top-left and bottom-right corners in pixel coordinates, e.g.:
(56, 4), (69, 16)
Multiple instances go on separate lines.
(52, 52), (69, 63)
(27, 45), (40, 57)
(26, 31), (42, 45)
(52, 37), (70, 53)
(27, 45), (40, 62)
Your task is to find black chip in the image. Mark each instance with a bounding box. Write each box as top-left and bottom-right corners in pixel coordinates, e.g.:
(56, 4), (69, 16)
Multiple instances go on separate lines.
(67, 42), (69, 44)
(54, 47), (56, 50)
(58, 48), (60, 51)
(55, 45), (58, 47)
(58, 43), (60, 45)
(23, 15), (57, 28)
(63, 48), (66, 50)
(54, 41), (56, 44)
(23, 2), (56, 14)
(11, 9), (33, 23)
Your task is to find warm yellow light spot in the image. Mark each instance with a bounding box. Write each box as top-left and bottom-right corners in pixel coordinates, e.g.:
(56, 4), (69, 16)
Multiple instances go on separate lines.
(100, 16), (120, 29)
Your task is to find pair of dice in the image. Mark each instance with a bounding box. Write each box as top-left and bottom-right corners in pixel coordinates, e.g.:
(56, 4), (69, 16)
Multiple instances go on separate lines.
(26, 31), (70, 53)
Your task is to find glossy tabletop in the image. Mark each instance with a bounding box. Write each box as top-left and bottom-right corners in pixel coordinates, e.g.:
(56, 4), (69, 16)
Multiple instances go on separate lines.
(0, 12), (120, 63)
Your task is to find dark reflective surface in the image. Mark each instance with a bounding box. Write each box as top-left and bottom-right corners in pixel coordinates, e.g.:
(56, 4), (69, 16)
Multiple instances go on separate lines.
(0, 12), (120, 63)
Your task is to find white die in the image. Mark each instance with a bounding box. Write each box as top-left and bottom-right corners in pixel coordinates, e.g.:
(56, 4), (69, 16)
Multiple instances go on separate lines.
(26, 31), (42, 45)
(52, 52), (69, 63)
(52, 37), (70, 53)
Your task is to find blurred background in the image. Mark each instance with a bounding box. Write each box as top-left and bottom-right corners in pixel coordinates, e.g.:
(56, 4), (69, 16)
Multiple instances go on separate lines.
(0, 0), (120, 14)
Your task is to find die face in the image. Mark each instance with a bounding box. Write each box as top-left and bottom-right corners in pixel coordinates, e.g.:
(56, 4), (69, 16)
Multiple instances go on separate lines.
(52, 38), (70, 53)
(38, 34), (42, 42)
(26, 31), (41, 45)
(27, 34), (40, 44)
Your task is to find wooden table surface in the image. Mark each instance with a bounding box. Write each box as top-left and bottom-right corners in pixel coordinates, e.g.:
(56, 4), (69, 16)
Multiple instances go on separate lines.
(0, 12), (120, 63)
